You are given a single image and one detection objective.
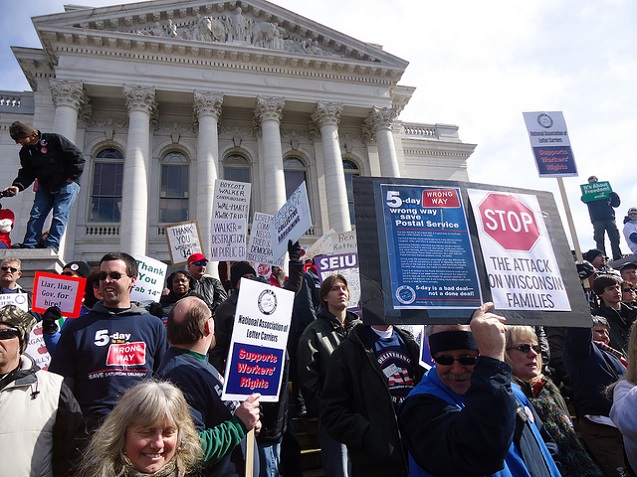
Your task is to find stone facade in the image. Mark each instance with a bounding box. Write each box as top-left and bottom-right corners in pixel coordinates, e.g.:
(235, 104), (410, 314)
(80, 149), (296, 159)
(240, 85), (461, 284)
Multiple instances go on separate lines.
(0, 0), (476, 267)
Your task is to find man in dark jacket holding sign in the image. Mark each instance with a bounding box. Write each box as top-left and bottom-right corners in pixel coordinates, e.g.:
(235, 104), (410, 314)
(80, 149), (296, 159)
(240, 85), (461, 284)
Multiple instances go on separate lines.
(4, 121), (85, 252)
(582, 175), (622, 260)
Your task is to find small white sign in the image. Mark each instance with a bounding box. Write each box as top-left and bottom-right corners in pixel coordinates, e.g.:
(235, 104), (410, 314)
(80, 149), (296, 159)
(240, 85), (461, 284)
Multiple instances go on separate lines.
(131, 254), (168, 303)
(165, 221), (203, 266)
(0, 293), (29, 311)
(210, 219), (248, 261)
(247, 213), (285, 267)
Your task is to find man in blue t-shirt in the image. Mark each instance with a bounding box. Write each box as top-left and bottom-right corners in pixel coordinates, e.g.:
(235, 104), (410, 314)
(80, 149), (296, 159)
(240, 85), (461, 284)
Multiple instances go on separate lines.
(49, 252), (167, 432)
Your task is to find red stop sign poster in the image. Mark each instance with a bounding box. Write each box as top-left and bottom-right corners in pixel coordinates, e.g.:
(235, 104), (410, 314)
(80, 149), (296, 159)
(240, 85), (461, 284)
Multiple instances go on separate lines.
(478, 193), (540, 251)
(469, 189), (571, 311)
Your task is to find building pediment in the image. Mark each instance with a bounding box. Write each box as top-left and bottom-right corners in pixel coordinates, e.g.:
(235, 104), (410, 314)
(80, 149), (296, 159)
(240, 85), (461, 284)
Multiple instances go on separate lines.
(32, 0), (408, 82)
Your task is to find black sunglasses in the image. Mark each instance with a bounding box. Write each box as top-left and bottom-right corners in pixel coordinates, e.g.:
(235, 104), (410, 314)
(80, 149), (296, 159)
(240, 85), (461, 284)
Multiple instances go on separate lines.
(0, 328), (20, 340)
(98, 271), (128, 281)
(1, 266), (19, 273)
(432, 355), (478, 366)
(507, 343), (540, 354)
(191, 260), (207, 266)
(623, 288), (636, 293)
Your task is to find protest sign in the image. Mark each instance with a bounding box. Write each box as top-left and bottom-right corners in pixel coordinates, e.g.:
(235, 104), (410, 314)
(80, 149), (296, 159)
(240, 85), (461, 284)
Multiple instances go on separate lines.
(165, 221), (203, 266)
(0, 292), (29, 311)
(210, 179), (251, 261)
(210, 219), (248, 261)
(306, 228), (336, 258)
(32, 272), (86, 318)
(580, 181), (612, 203)
(522, 111), (578, 177)
(247, 213), (285, 267)
(130, 254), (167, 303)
(315, 253), (361, 312)
(212, 179), (251, 221)
(222, 278), (294, 402)
(270, 182), (312, 261)
(331, 230), (358, 254)
(468, 190), (570, 311)
(353, 176), (590, 326)
(26, 323), (51, 370)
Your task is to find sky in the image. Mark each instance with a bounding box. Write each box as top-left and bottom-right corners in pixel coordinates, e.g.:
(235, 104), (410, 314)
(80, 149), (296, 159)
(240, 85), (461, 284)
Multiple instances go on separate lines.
(2, 0), (636, 256)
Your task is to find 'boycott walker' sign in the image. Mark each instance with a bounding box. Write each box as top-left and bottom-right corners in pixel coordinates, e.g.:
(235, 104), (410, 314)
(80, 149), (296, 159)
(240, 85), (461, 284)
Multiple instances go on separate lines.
(165, 221), (203, 266)
(211, 179), (251, 261)
(130, 254), (167, 303)
(468, 190), (570, 311)
(222, 279), (294, 402)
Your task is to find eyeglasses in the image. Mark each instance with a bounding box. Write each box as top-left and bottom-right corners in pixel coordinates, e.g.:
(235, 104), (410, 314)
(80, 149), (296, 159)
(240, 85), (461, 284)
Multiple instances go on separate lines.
(507, 343), (540, 354)
(0, 328), (20, 340)
(1, 266), (19, 273)
(191, 260), (207, 266)
(432, 355), (478, 366)
(98, 271), (128, 281)
(623, 288), (636, 293)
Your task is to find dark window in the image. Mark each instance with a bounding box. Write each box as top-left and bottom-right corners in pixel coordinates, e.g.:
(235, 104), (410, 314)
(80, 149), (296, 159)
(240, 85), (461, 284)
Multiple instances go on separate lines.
(160, 151), (190, 223)
(90, 148), (123, 222)
(284, 157), (306, 198)
(343, 159), (360, 224)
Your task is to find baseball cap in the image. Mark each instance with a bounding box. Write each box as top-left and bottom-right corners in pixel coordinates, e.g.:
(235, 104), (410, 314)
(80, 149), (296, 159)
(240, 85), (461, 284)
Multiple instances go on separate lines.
(628, 207), (637, 215)
(187, 253), (208, 264)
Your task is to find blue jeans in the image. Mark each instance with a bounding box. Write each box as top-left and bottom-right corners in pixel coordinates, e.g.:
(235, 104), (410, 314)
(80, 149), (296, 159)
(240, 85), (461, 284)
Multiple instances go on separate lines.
(23, 181), (80, 250)
(258, 439), (282, 477)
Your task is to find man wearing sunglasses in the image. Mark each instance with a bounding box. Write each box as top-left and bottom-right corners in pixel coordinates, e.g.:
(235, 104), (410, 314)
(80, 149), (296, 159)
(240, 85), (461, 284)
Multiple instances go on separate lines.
(187, 253), (227, 313)
(0, 305), (84, 477)
(0, 257), (30, 300)
(49, 252), (167, 433)
(398, 303), (560, 477)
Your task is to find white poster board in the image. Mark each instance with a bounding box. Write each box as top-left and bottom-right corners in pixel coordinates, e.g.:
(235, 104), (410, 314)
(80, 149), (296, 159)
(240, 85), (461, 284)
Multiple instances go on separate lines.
(247, 212), (285, 267)
(165, 221), (203, 266)
(270, 182), (312, 261)
(222, 279), (294, 403)
(210, 219), (248, 261)
(130, 254), (168, 303)
(0, 293), (29, 311)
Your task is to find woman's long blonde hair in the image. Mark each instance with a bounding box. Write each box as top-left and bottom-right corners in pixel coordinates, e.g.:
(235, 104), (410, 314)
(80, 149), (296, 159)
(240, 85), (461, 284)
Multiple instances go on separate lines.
(77, 380), (203, 477)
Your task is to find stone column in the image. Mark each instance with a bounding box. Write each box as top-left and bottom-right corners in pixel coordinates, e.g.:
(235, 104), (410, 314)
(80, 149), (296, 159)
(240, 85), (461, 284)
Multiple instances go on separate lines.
(49, 79), (84, 142)
(121, 85), (156, 256)
(193, 90), (223, 276)
(254, 97), (286, 215)
(364, 106), (400, 177)
(311, 102), (351, 233)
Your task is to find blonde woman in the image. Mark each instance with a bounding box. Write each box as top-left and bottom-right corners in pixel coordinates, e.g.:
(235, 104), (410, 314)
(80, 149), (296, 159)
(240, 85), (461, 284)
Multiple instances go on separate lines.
(77, 380), (203, 477)
(505, 325), (603, 477)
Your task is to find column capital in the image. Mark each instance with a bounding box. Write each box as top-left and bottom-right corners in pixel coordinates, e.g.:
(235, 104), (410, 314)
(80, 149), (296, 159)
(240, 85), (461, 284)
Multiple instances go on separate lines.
(49, 79), (85, 110)
(123, 84), (157, 115)
(194, 90), (224, 120)
(311, 102), (343, 128)
(364, 106), (398, 138)
(255, 96), (285, 123)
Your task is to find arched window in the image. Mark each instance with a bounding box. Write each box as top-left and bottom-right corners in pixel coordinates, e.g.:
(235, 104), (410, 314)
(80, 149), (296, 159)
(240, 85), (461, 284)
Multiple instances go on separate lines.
(223, 153), (251, 184)
(160, 151), (189, 223)
(343, 159), (360, 224)
(90, 148), (124, 222)
(284, 157), (306, 198)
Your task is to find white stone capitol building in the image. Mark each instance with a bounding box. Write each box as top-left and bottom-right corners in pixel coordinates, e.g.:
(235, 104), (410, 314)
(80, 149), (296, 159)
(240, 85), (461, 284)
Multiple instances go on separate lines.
(0, 0), (476, 265)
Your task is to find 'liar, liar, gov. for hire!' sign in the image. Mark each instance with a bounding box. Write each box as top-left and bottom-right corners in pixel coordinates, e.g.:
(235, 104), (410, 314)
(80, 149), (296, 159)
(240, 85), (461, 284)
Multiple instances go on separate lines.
(222, 278), (294, 403)
(352, 177), (590, 327)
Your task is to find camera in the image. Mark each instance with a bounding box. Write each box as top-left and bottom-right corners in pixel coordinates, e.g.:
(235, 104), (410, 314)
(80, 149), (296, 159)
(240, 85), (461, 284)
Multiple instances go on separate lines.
(1, 189), (15, 198)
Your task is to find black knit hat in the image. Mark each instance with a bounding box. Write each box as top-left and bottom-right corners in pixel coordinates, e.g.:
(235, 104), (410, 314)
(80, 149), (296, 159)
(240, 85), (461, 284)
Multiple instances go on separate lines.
(230, 261), (257, 289)
(9, 121), (36, 140)
(63, 261), (92, 279)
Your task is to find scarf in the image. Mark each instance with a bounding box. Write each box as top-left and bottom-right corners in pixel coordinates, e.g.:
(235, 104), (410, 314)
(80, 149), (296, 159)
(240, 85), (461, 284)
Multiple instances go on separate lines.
(594, 340), (628, 368)
(120, 455), (180, 477)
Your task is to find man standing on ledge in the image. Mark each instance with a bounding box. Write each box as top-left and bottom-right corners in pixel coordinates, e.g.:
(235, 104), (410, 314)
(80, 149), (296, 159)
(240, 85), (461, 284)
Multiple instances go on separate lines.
(3, 121), (85, 252)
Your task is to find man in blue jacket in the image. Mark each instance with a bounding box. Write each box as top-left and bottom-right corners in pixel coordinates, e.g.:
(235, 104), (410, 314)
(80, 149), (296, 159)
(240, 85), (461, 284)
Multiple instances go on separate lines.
(398, 303), (561, 477)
